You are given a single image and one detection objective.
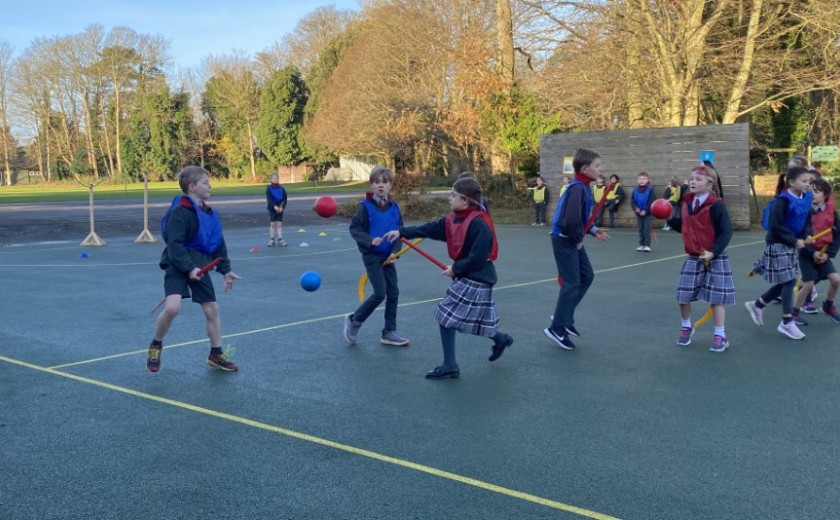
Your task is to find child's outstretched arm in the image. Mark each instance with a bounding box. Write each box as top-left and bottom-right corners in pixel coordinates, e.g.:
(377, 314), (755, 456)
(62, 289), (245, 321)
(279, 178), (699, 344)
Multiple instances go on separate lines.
(388, 217), (447, 243)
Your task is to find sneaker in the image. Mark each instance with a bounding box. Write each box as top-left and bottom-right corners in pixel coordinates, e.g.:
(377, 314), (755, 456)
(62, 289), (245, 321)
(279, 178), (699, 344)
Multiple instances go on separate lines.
(676, 326), (694, 346)
(636, 246), (645, 251)
(531, 222), (539, 226)
(425, 365), (460, 379)
(777, 320), (805, 340)
(709, 335), (730, 353)
(543, 327), (575, 350)
(207, 353), (239, 371)
(343, 313), (360, 345)
(381, 330), (410, 346)
(792, 311), (809, 326)
(745, 301), (764, 326)
(802, 302), (819, 314)
(277, 239), (287, 247)
(146, 343), (162, 372)
(267, 239), (275, 247)
(489, 333), (514, 362)
(822, 303), (840, 323)
(662, 225), (671, 231)
(643, 246), (651, 252)
(564, 325), (581, 337)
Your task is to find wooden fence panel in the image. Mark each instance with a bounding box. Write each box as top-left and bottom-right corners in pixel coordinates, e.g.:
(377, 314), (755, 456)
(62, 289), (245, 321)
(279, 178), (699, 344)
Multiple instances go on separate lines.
(539, 124), (751, 229)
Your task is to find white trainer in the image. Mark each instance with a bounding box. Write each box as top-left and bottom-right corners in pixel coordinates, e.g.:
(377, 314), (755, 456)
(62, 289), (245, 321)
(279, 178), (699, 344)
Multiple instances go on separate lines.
(745, 301), (764, 326)
(777, 320), (805, 340)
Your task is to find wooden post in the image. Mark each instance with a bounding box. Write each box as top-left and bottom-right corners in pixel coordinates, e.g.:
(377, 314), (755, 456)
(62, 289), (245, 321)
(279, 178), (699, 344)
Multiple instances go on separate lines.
(80, 183), (105, 246)
(135, 172), (157, 243)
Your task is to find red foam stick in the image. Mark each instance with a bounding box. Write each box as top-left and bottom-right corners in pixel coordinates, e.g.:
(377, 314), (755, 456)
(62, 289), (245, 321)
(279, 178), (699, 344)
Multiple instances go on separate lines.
(150, 258), (221, 314)
(400, 237), (447, 271)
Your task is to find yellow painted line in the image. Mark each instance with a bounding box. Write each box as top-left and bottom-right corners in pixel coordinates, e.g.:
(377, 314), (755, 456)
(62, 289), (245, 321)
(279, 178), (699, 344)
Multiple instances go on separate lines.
(2, 354), (621, 520)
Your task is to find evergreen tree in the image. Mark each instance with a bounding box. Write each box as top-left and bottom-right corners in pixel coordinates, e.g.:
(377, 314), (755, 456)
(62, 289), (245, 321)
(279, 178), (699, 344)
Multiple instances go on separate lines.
(256, 66), (308, 171)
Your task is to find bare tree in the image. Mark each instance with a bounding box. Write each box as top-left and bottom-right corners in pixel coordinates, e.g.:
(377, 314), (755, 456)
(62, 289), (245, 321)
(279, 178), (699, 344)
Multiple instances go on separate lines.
(271, 6), (355, 80)
(518, 0), (840, 128)
(307, 0), (500, 173)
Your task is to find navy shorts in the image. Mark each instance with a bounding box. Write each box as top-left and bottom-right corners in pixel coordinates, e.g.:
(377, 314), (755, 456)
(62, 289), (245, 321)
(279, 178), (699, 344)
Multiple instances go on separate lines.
(798, 255), (837, 283)
(268, 206), (284, 222)
(164, 266), (216, 303)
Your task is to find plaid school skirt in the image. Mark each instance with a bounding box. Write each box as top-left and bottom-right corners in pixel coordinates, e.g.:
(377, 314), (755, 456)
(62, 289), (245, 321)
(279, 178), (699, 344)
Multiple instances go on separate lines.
(751, 243), (798, 284)
(676, 253), (736, 305)
(434, 278), (499, 337)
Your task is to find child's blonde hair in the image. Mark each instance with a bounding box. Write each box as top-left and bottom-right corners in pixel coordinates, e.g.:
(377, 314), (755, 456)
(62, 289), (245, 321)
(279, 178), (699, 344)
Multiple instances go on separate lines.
(691, 165), (718, 195)
(369, 166), (394, 184)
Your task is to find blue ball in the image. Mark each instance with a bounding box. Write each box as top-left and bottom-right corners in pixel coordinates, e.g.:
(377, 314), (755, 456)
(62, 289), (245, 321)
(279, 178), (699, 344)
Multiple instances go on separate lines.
(300, 271), (321, 292)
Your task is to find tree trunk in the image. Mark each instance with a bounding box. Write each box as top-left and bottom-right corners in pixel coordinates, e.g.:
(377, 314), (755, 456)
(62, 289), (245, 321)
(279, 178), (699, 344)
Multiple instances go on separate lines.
(496, 0), (514, 87)
(722, 0), (763, 124)
(246, 121), (257, 181)
(114, 86), (123, 177)
(82, 92), (101, 178)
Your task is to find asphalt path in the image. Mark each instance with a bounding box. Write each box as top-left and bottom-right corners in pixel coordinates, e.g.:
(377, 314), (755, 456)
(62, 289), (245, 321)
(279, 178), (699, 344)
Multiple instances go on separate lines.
(0, 192), (359, 245)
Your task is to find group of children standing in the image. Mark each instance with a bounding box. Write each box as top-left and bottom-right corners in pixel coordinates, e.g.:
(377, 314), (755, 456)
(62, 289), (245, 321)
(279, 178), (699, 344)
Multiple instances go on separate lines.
(146, 151), (838, 378)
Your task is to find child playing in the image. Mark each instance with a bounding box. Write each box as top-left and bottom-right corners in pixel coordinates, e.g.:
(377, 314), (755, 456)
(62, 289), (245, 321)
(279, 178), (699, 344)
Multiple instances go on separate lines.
(745, 167), (814, 340)
(662, 176), (684, 231)
(382, 176), (513, 379)
(457, 171), (490, 213)
(800, 167), (830, 313)
(792, 177), (840, 324)
(148, 166), (241, 373)
(531, 176), (549, 226)
(631, 171), (656, 252)
(665, 165), (735, 352)
(543, 148), (610, 351)
(266, 173), (287, 247)
(603, 174), (625, 228)
(345, 166), (410, 347)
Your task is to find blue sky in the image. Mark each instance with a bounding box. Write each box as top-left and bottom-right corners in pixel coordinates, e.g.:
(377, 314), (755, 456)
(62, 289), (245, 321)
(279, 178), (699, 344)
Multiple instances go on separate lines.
(1, 0), (360, 68)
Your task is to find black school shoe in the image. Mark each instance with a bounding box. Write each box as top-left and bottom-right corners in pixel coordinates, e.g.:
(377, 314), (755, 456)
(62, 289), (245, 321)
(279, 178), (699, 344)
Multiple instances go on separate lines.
(425, 365), (460, 379)
(489, 333), (514, 362)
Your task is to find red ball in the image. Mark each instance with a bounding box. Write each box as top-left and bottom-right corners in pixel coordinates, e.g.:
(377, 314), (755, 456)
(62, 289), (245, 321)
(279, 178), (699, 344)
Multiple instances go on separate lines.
(313, 196), (338, 218)
(651, 198), (672, 219)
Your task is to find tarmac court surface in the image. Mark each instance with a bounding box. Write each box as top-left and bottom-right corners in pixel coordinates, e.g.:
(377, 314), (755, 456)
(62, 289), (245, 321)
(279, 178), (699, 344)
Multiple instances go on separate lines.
(2, 220), (839, 519)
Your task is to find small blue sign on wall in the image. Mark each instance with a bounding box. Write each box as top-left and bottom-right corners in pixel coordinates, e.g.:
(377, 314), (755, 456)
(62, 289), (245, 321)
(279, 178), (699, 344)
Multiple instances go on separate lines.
(700, 150), (715, 164)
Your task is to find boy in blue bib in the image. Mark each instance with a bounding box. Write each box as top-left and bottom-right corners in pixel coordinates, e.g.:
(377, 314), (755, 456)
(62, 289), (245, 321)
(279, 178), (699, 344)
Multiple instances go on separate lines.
(345, 166), (410, 347)
(148, 166), (241, 373)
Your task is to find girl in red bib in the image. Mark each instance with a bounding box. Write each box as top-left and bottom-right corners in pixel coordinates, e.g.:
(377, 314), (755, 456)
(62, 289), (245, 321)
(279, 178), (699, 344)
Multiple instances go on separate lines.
(665, 165), (734, 352)
(383, 176), (513, 379)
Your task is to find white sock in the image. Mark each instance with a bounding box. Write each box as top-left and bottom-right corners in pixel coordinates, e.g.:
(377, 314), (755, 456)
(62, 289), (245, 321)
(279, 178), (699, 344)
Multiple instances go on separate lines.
(681, 319), (692, 328)
(714, 326), (725, 337)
